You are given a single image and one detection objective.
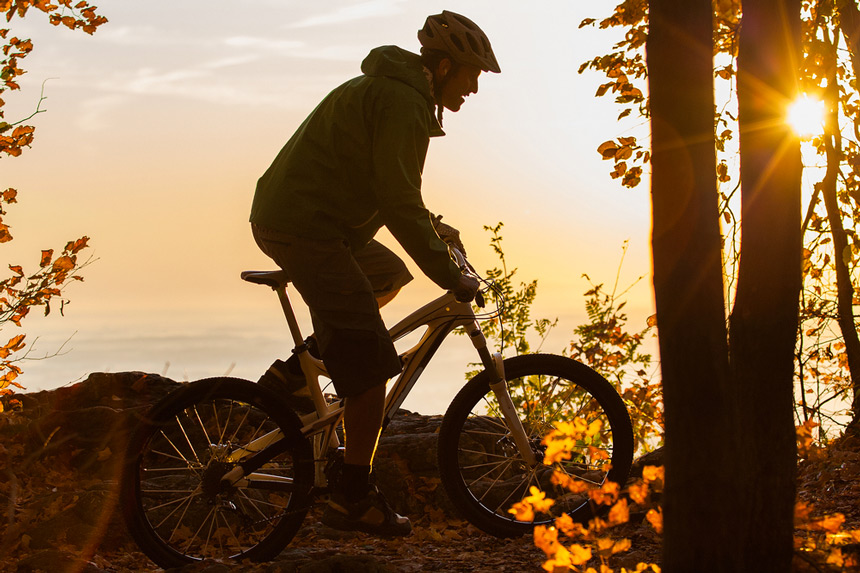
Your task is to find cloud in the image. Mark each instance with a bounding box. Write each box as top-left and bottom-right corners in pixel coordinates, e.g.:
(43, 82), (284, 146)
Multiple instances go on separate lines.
(223, 36), (305, 54)
(201, 55), (260, 70)
(288, 0), (406, 28)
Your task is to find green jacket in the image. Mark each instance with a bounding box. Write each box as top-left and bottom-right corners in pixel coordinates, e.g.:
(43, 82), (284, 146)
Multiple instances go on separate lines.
(250, 45), (461, 290)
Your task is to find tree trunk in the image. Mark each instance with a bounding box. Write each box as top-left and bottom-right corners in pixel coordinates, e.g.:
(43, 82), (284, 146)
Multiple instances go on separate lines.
(647, 1), (738, 570)
(819, 29), (860, 421)
(837, 0), (860, 81)
(731, 0), (802, 568)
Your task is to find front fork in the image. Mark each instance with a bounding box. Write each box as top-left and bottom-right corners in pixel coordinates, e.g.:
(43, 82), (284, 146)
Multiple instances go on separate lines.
(466, 321), (538, 467)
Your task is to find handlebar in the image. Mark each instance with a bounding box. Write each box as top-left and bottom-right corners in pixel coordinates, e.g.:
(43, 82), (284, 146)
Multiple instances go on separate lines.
(447, 244), (485, 307)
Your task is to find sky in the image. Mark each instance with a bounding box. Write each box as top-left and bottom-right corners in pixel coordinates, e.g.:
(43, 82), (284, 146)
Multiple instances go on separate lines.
(3, 1), (655, 413)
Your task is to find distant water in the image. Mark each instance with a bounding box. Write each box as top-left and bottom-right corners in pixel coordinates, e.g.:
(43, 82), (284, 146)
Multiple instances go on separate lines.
(11, 305), (496, 415)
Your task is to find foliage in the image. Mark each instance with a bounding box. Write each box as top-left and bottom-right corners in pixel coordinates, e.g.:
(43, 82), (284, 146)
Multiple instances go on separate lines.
(468, 226), (662, 452)
(566, 245), (661, 452)
(473, 222), (557, 362)
(0, 0), (103, 403)
(511, 418), (663, 573)
(1, 0), (107, 156)
(517, 417), (860, 572)
(580, 0), (860, 441)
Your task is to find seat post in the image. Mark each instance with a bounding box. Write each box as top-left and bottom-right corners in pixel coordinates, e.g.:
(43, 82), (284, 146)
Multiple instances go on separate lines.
(275, 286), (306, 348)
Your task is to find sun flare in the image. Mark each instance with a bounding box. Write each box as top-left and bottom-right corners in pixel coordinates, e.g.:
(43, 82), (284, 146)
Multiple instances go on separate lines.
(787, 95), (825, 138)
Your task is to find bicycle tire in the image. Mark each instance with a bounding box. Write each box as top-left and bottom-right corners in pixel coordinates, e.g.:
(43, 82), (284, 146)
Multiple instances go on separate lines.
(437, 354), (634, 537)
(120, 377), (314, 568)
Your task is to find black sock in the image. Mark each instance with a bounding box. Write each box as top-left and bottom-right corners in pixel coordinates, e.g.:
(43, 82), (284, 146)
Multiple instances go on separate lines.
(340, 463), (371, 503)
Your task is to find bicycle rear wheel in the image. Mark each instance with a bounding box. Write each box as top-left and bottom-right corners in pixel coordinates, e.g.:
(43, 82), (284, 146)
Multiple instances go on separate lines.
(121, 377), (313, 568)
(438, 354), (634, 537)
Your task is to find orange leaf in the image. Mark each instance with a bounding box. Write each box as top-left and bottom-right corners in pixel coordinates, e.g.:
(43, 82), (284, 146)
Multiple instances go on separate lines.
(0, 334), (26, 359)
(64, 236), (89, 254)
(642, 465), (664, 484)
(628, 481), (649, 505)
(40, 249), (53, 267)
(51, 255), (74, 272)
(608, 498), (630, 525)
(646, 508), (663, 533)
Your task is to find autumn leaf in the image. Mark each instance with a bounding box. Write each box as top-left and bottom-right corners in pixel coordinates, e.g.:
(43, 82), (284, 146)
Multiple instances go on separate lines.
(0, 221), (11, 242)
(51, 255), (74, 272)
(589, 480), (620, 506)
(607, 498), (629, 525)
(646, 508), (663, 533)
(64, 236), (89, 254)
(39, 248), (53, 267)
(800, 513), (846, 533)
(628, 481), (649, 505)
(642, 465), (664, 485)
(0, 334), (25, 359)
(597, 140), (619, 159)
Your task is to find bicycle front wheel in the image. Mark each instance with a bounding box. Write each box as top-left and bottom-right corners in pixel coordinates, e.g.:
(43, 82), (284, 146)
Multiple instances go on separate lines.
(438, 354), (634, 537)
(121, 377), (313, 568)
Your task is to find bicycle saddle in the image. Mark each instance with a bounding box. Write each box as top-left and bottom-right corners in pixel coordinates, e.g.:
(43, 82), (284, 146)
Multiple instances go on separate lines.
(241, 270), (291, 288)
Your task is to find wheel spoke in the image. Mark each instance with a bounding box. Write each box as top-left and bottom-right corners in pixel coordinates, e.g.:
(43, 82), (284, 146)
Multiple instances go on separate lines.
(438, 356), (633, 537)
(123, 379), (313, 567)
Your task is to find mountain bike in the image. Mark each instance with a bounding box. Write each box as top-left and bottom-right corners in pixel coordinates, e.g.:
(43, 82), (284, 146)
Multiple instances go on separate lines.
(120, 246), (635, 568)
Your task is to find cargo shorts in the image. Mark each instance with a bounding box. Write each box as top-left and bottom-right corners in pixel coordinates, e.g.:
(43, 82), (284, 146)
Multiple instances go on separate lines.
(251, 223), (412, 397)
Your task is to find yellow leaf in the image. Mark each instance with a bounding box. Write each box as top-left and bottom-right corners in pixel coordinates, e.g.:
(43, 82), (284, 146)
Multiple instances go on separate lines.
(827, 548), (844, 567)
(585, 418), (603, 437)
(569, 544), (592, 566)
(646, 508), (663, 533)
(597, 140), (618, 159)
(524, 486), (555, 514)
(533, 525), (559, 555)
(612, 538), (632, 554)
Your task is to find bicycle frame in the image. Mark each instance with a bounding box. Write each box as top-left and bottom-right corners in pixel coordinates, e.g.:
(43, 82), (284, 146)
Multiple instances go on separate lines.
(224, 253), (536, 493)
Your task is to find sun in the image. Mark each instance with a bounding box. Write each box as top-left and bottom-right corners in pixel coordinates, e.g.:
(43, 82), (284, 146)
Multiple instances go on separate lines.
(787, 95), (825, 138)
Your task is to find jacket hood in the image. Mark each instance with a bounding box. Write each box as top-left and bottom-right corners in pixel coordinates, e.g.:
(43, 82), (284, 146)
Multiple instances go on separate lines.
(361, 45), (433, 106)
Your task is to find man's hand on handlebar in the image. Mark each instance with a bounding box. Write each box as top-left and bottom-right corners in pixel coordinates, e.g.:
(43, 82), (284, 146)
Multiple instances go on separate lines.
(432, 215), (466, 257)
(453, 273), (479, 303)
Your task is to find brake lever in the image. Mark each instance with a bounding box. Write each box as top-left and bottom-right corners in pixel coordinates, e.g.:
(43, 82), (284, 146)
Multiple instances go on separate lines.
(475, 290), (485, 308)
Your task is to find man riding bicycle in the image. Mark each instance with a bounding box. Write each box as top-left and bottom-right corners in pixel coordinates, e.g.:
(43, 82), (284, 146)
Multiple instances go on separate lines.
(249, 10), (500, 537)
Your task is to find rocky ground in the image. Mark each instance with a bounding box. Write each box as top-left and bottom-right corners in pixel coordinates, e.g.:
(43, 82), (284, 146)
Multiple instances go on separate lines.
(0, 372), (858, 572)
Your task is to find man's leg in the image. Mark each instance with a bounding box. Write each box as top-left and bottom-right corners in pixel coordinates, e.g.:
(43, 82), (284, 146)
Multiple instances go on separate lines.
(338, 383), (386, 502)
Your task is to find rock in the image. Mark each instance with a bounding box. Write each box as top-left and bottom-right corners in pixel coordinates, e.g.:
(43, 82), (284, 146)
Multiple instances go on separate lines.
(3, 371), (655, 570)
(17, 371), (181, 414)
(629, 446), (664, 480)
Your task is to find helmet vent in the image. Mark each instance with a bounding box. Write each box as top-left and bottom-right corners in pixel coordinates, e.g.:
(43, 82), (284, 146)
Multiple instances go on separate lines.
(418, 10), (500, 73)
(452, 13), (477, 30)
(466, 33), (480, 54)
(449, 34), (465, 53)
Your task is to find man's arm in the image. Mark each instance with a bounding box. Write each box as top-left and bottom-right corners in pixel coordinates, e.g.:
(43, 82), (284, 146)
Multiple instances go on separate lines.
(371, 92), (461, 290)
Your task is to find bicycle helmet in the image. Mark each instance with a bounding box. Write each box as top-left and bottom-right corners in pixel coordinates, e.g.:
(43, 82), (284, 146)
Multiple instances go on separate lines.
(418, 10), (501, 73)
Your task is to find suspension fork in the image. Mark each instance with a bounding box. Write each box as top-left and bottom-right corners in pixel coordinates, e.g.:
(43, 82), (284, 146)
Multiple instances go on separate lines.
(465, 320), (538, 466)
